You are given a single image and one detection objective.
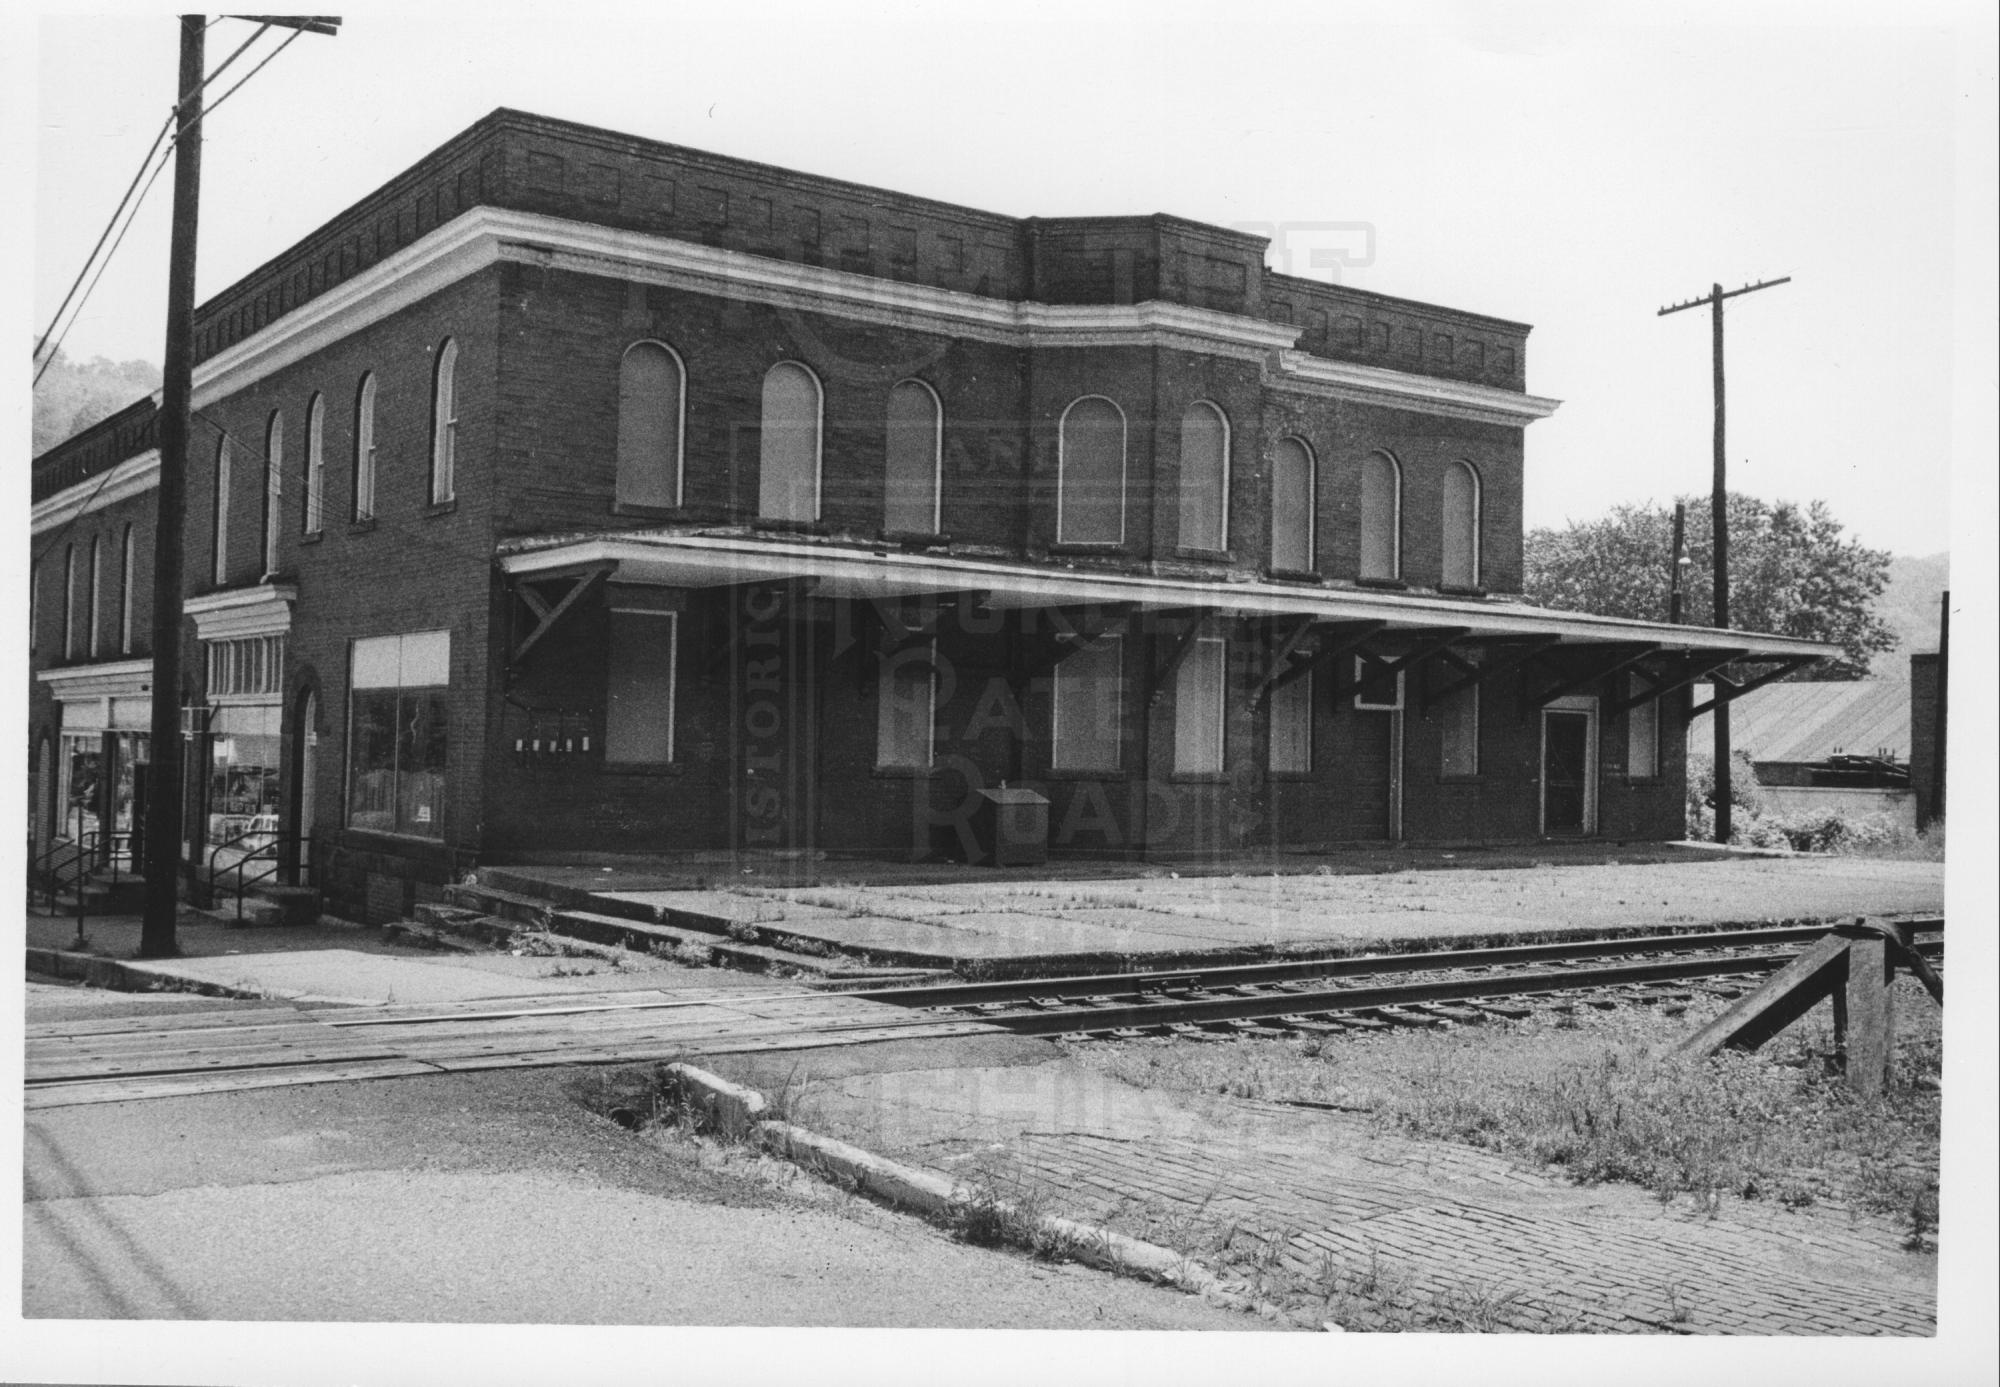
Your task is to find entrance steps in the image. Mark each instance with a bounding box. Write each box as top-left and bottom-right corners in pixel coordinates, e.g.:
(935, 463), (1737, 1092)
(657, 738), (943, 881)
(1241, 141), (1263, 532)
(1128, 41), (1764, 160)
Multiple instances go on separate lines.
(418, 881), (936, 986)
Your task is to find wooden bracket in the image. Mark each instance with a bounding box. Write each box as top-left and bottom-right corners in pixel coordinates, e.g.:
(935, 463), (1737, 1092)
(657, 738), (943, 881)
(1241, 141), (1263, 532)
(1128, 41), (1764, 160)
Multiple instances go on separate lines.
(1347, 627), (1471, 707)
(1526, 643), (1660, 717)
(508, 563), (616, 670)
(1244, 615), (1318, 712)
(1148, 609), (1216, 707)
(1265, 620), (1386, 699)
(1688, 657), (1816, 720)
(1423, 635), (1560, 713)
(1607, 649), (1747, 716)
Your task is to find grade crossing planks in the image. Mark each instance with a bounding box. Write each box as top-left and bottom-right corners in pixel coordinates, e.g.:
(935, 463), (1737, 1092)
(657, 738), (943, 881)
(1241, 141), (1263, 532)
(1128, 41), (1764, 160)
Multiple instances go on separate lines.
(23, 983), (1000, 1108)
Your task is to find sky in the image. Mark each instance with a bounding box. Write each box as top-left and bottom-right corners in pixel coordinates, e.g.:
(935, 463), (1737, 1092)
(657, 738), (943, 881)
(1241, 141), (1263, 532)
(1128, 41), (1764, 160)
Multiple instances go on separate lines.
(17, 1), (1996, 561)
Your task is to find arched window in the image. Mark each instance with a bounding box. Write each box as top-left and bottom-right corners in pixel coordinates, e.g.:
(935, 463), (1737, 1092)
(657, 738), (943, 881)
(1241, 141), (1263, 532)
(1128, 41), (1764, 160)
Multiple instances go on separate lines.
(430, 337), (458, 504)
(262, 411), (284, 576)
(1270, 437), (1315, 573)
(1442, 459), (1481, 588)
(120, 524), (135, 654)
(1057, 396), (1126, 545)
(87, 535), (101, 656)
(883, 378), (942, 534)
(62, 544), (76, 658)
(616, 341), (685, 510)
(1359, 450), (1401, 581)
(303, 394), (325, 535)
(352, 373), (378, 522)
(758, 361), (822, 522)
(213, 436), (232, 585)
(1177, 402), (1229, 553)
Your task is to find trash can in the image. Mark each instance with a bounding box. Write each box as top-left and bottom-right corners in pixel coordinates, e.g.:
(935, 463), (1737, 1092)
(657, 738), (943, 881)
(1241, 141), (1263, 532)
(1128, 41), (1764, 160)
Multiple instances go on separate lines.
(969, 787), (1050, 867)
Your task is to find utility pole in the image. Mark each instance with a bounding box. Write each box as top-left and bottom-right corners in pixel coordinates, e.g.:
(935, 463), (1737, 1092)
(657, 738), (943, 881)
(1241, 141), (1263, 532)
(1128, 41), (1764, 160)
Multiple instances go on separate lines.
(1658, 275), (1789, 845)
(139, 14), (340, 958)
(139, 16), (206, 958)
(1668, 500), (1688, 625)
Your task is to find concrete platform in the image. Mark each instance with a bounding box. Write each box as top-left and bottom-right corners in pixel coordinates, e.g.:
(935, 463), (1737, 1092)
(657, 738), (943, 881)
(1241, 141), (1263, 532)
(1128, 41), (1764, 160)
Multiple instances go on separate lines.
(487, 850), (1946, 976)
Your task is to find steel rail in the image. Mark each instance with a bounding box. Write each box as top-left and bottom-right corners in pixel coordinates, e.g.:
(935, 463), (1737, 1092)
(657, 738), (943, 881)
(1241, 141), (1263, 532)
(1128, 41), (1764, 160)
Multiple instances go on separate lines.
(955, 951), (1827, 1037)
(852, 918), (1943, 1011)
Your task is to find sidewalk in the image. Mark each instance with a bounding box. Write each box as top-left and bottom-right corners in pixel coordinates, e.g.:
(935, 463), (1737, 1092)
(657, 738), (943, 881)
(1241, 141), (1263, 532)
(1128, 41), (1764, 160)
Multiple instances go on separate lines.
(705, 1052), (1937, 1336)
(23, 908), (753, 1007)
(27, 852), (1943, 1002)
(520, 854), (1945, 972)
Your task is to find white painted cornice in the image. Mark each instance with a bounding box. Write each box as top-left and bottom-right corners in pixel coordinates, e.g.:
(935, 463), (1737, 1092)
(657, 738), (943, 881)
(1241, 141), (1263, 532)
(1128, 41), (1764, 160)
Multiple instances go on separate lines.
(31, 450), (161, 536)
(1270, 352), (1562, 428)
(185, 582), (298, 640)
(36, 658), (154, 701)
(34, 206), (1561, 521)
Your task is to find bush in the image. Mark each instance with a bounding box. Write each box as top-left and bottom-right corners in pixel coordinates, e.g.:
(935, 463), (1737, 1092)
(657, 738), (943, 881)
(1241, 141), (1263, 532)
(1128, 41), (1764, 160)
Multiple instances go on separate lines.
(1695, 803), (1925, 856)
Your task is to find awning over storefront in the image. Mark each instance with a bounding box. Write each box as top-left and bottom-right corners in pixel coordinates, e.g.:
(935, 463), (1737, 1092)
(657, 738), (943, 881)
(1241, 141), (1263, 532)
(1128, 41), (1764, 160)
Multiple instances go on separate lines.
(495, 529), (1838, 662)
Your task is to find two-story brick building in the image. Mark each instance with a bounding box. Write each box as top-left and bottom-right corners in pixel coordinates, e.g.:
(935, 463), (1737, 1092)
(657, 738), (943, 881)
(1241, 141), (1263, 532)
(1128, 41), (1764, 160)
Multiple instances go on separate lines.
(28, 109), (1831, 923)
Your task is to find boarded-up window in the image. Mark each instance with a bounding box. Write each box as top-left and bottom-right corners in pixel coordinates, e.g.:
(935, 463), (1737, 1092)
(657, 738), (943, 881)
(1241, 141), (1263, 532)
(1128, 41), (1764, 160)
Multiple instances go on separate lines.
(1052, 634), (1123, 772)
(1173, 636), (1227, 774)
(1269, 670), (1312, 774)
(1178, 402), (1229, 552)
(883, 379), (941, 534)
(1359, 451), (1400, 580)
(62, 545), (76, 658)
(353, 374), (378, 521)
(120, 524), (134, 654)
(605, 611), (677, 764)
(430, 338), (458, 504)
(1441, 684), (1479, 777)
(213, 437), (232, 584)
(1057, 397), (1125, 544)
(1443, 460), (1481, 588)
(758, 362), (821, 522)
(304, 394), (325, 534)
(875, 639), (936, 769)
(1271, 437), (1315, 572)
(263, 411), (284, 575)
(617, 342), (684, 509)
(87, 536), (101, 656)
(1627, 677), (1659, 780)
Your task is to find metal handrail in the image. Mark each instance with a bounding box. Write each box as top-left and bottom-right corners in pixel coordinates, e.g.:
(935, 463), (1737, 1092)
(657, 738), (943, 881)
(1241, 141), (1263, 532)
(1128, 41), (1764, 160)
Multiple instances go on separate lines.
(205, 826), (315, 924)
(29, 827), (136, 938)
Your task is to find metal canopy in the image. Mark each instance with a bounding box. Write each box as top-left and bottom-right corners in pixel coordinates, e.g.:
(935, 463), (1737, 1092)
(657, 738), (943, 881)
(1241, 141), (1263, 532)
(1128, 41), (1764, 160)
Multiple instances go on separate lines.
(494, 529), (1836, 662)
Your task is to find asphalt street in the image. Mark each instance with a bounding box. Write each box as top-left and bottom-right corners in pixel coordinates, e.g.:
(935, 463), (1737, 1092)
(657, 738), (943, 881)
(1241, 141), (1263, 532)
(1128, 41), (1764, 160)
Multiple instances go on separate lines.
(21, 985), (1258, 1330)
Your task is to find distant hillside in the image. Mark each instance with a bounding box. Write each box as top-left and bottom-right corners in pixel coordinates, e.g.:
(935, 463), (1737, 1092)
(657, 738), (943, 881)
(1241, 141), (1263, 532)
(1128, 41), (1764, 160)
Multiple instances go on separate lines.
(31, 346), (159, 456)
(1872, 552), (1949, 678)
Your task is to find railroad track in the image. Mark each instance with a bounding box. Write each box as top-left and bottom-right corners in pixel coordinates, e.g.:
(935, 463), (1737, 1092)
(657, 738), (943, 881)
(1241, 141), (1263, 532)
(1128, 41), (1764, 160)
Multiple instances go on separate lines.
(27, 919), (1942, 1106)
(851, 919), (1946, 1042)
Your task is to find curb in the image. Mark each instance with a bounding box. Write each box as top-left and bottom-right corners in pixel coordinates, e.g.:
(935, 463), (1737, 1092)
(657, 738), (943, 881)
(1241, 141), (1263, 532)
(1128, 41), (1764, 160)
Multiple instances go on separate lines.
(26, 946), (266, 1000)
(662, 1062), (1267, 1315)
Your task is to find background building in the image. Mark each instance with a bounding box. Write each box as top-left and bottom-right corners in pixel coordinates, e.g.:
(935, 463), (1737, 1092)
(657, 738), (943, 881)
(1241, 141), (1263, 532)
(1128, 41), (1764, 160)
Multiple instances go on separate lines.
(28, 110), (1830, 923)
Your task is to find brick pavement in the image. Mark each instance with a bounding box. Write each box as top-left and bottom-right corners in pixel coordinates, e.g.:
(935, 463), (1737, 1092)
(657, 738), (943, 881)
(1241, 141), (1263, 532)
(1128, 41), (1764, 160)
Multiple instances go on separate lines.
(798, 1060), (1936, 1335)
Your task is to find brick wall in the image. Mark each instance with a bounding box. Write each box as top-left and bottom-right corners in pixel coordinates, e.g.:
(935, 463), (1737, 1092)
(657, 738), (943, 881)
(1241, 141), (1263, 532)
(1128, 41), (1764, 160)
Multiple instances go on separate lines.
(191, 267), (503, 917)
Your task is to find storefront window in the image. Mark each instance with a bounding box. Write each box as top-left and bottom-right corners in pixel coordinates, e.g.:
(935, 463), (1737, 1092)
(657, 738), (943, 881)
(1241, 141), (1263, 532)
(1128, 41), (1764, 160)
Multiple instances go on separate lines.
(208, 721), (282, 850)
(347, 631), (450, 840)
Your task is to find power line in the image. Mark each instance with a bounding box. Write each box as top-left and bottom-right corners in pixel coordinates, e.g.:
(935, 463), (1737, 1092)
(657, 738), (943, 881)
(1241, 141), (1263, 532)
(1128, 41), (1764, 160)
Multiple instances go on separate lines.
(31, 22), (275, 373)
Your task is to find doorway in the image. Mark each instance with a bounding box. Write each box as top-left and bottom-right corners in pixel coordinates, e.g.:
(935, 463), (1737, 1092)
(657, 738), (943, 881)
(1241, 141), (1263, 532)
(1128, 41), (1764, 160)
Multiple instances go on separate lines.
(290, 688), (319, 882)
(1541, 696), (1598, 836)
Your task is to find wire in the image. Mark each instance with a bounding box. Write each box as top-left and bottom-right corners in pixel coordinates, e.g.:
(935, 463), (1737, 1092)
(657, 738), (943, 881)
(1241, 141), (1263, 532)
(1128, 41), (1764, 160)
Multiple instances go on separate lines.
(31, 115), (172, 367)
(32, 22), (273, 371)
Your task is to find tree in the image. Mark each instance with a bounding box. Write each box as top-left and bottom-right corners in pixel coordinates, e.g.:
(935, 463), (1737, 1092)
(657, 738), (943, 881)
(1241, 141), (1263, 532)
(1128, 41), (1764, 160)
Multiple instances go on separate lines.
(31, 344), (160, 456)
(1524, 493), (1896, 680)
